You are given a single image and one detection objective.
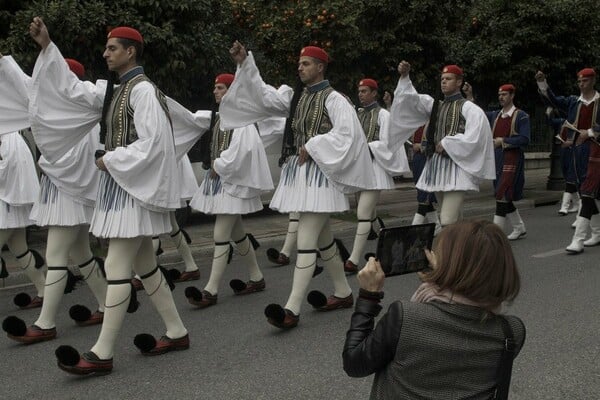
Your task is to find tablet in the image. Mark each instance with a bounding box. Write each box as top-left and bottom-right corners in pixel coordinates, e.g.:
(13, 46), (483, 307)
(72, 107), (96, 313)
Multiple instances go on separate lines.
(376, 223), (435, 276)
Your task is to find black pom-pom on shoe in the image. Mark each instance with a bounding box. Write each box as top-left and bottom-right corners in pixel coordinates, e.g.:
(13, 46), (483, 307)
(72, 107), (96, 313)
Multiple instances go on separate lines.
(55, 345), (80, 366)
(2, 315), (27, 336)
(184, 286), (202, 302)
(266, 248), (279, 262)
(133, 333), (156, 353)
(13, 293), (32, 308)
(229, 279), (246, 292)
(69, 305), (92, 322)
(264, 304), (285, 323)
(307, 290), (327, 308)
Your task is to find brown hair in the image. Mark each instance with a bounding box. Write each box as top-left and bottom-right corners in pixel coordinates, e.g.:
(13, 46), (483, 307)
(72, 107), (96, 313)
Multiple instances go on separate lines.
(420, 220), (520, 310)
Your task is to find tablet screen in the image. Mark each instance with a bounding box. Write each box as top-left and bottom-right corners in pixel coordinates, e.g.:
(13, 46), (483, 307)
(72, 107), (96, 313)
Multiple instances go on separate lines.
(376, 223), (435, 276)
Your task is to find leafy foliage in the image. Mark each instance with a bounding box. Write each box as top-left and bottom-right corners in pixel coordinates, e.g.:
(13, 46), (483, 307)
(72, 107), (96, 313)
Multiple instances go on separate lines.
(2, 0), (600, 132)
(0, 0), (236, 108)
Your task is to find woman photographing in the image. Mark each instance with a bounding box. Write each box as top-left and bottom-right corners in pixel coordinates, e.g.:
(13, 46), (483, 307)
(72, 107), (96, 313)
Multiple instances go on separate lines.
(343, 220), (525, 399)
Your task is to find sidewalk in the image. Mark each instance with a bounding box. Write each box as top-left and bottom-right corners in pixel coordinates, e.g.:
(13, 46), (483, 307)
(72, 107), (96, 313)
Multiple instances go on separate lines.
(1, 168), (561, 289)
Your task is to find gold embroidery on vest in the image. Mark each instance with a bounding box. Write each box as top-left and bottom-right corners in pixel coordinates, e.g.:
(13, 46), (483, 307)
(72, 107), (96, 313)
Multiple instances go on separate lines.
(358, 105), (381, 143)
(292, 86), (334, 153)
(210, 116), (233, 162)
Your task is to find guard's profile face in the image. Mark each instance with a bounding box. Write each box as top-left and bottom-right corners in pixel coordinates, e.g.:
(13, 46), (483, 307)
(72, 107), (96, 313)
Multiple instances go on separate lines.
(103, 38), (130, 72)
(213, 83), (228, 104)
(298, 56), (323, 85)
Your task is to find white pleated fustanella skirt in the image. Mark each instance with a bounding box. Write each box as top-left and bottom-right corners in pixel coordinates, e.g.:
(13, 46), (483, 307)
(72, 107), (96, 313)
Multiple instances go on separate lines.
(0, 201), (34, 229)
(416, 153), (480, 192)
(30, 175), (94, 227)
(371, 159), (394, 190)
(269, 155), (349, 213)
(190, 172), (262, 215)
(90, 172), (171, 238)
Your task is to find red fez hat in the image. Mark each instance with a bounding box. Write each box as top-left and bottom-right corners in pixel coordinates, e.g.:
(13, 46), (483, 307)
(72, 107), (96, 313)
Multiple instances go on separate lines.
(65, 58), (85, 79)
(215, 73), (235, 87)
(300, 46), (329, 64)
(498, 83), (516, 93)
(107, 27), (143, 44)
(358, 78), (378, 89)
(441, 65), (463, 76)
(577, 68), (596, 78)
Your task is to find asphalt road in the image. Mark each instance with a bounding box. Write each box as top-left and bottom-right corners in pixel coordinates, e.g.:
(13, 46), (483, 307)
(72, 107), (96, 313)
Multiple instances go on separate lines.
(0, 204), (598, 400)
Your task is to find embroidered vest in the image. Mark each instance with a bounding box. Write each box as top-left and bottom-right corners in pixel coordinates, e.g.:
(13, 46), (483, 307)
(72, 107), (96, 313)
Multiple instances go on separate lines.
(210, 115), (234, 162)
(357, 103), (382, 143)
(105, 74), (171, 151)
(292, 86), (334, 153)
(433, 98), (467, 144)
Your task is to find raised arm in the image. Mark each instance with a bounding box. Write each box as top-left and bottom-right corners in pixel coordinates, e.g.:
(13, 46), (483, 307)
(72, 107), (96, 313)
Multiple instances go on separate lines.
(535, 70), (572, 113)
(388, 61), (434, 147)
(219, 42), (293, 130)
(27, 17), (105, 161)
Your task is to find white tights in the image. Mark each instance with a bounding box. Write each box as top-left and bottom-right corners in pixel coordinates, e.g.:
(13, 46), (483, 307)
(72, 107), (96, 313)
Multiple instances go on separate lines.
(91, 236), (187, 360)
(168, 212), (197, 272)
(151, 212), (198, 272)
(348, 191), (380, 264)
(35, 225), (106, 329)
(279, 212), (299, 258)
(0, 228), (45, 297)
(435, 191), (466, 226)
(284, 213), (352, 315)
(204, 214), (262, 295)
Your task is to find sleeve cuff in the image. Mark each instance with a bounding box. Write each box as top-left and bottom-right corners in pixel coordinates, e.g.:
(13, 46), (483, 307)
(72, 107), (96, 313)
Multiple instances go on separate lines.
(537, 80), (549, 91)
(359, 288), (384, 301)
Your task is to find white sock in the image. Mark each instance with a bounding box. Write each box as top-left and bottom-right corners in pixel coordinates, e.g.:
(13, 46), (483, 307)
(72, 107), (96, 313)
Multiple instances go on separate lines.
(171, 230), (197, 272)
(234, 235), (263, 282)
(91, 281), (131, 359)
(203, 243), (230, 295)
(139, 266), (187, 340)
(280, 214), (299, 257)
(79, 258), (107, 312)
(348, 219), (370, 265)
(91, 237), (141, 360)
(320, 241), (352, 298)
(284, 251), (318, 315)
(169, 213), (197, 272)
(34, 266), (68, 329)
(349, 191), (379, 264)
(16, 250), (46, 297)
